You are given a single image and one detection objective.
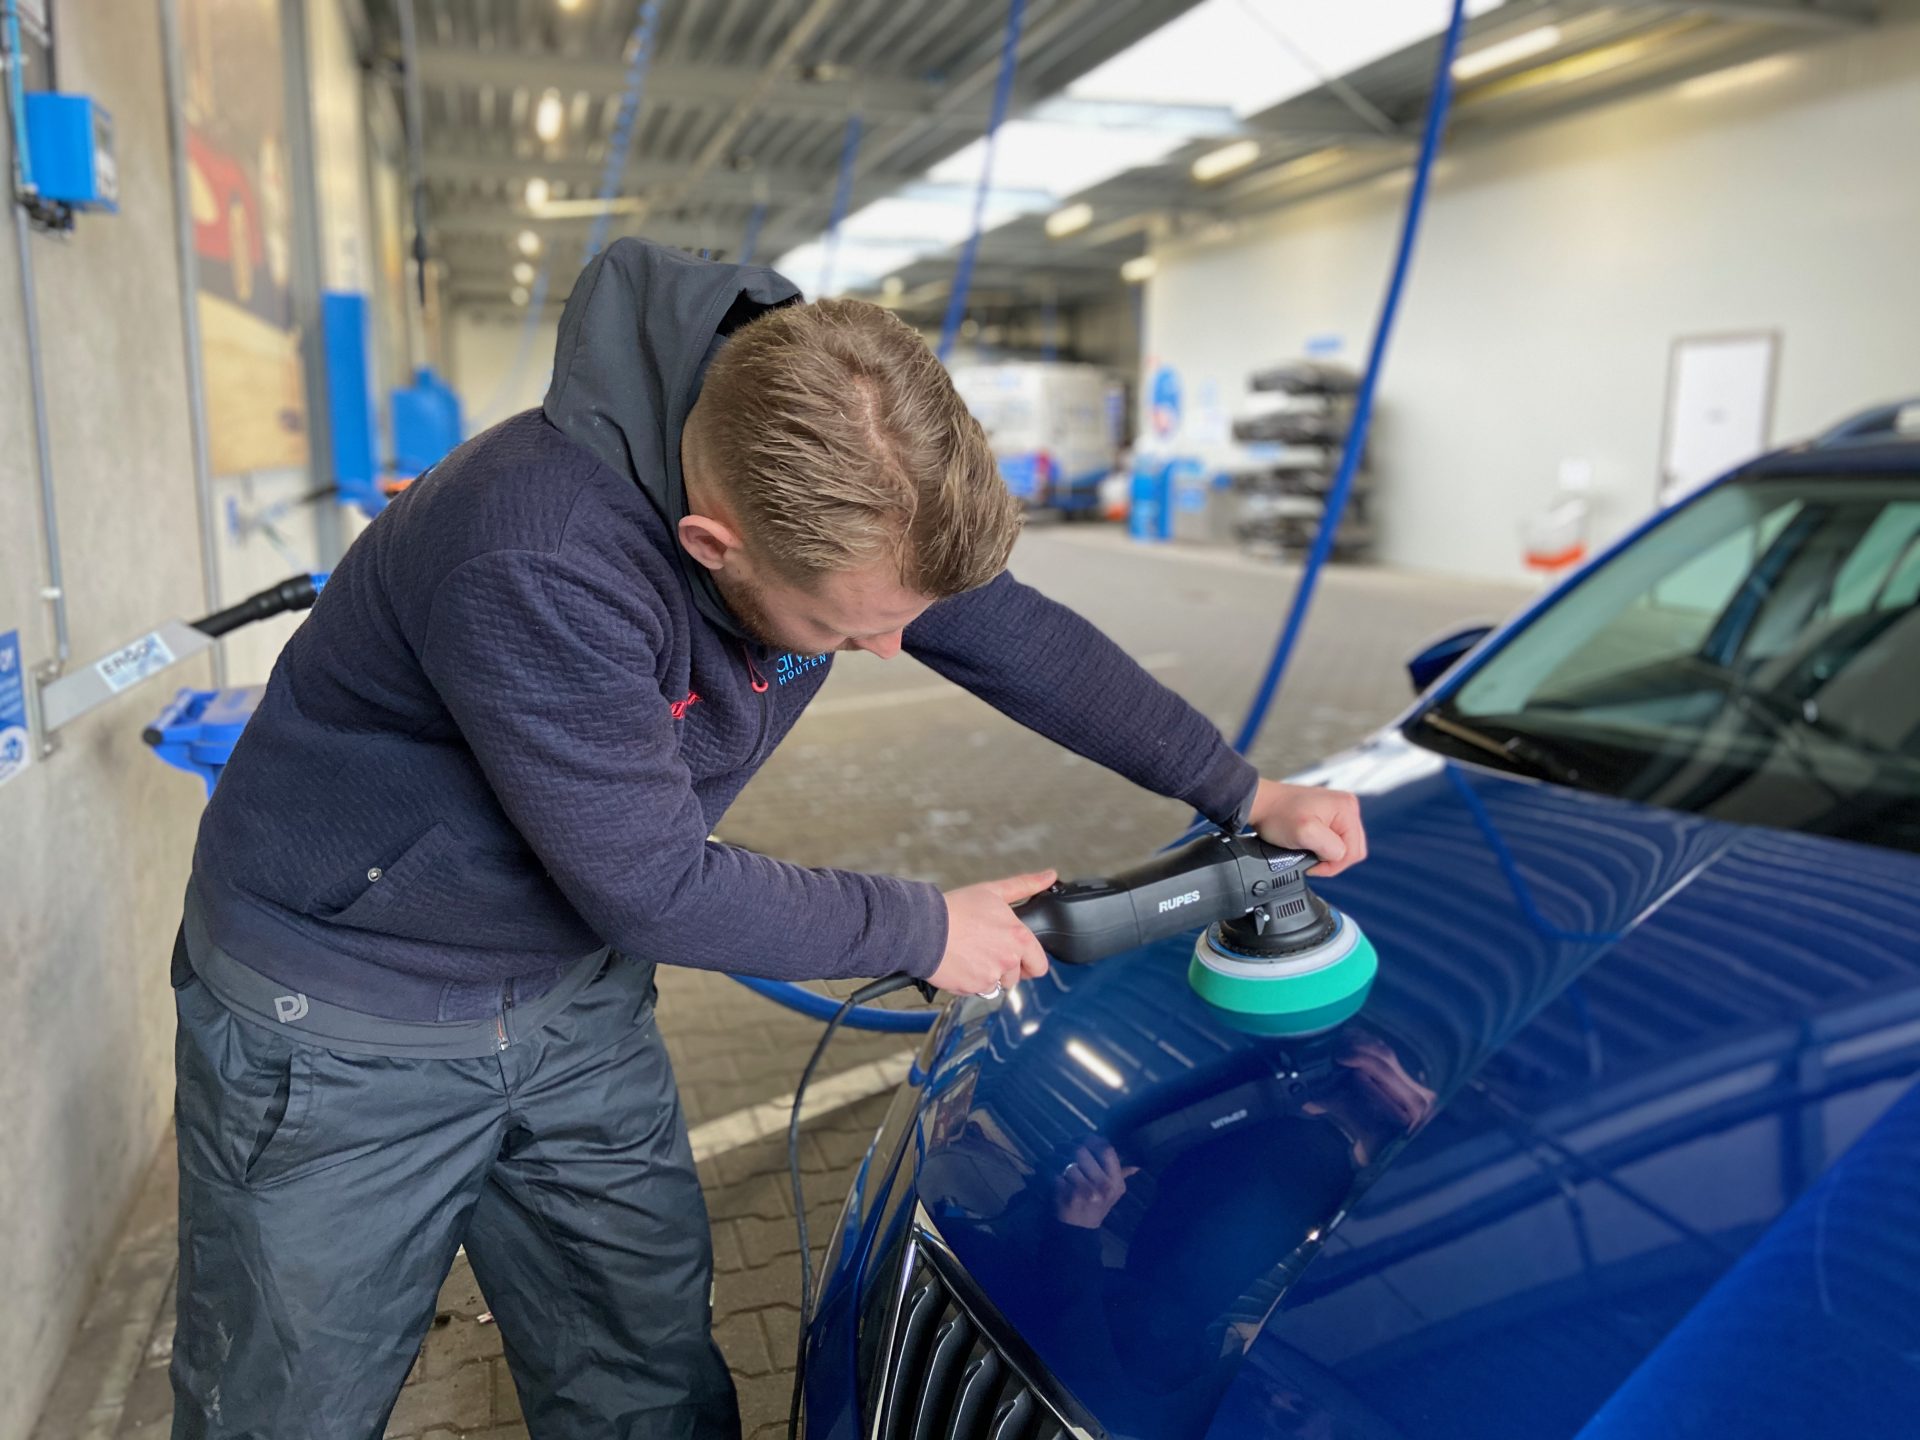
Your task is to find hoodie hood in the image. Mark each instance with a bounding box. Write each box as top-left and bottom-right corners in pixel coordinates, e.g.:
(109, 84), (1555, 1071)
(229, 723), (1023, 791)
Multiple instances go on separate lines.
(542, 237), (801, 638)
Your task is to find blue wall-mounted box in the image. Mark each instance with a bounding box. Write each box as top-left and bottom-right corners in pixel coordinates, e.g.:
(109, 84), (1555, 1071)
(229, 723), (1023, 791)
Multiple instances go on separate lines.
(24, 93), (117, 211)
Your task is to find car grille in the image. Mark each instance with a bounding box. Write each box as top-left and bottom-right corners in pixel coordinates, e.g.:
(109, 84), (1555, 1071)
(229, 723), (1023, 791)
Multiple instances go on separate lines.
(874, 1249), (1073, 1440)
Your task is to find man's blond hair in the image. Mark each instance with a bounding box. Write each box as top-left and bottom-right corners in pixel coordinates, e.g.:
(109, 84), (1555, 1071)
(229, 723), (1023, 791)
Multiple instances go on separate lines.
(693, 298), (1021, 597)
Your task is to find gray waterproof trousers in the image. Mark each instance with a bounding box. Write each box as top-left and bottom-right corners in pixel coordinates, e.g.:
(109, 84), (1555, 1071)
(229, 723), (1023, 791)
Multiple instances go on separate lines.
(169, 944), (740, 1439)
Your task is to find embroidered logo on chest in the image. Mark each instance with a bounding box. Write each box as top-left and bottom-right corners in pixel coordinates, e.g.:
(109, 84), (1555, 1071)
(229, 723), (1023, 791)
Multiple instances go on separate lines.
(774, 652), (830, 686)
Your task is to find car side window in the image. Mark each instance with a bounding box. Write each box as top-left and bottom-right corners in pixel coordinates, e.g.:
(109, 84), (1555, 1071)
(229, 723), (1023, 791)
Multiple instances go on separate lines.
(1525, 500), (1801, 701)
(1824, 503), (1920, 617)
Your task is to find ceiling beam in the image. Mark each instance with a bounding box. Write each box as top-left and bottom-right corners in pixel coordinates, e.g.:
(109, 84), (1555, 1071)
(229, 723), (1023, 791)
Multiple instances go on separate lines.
(437, 215), (732, 254)
(1678, 0), (1873, 27)
(413, 43), (963, 124)
(423, 147), (823, 200)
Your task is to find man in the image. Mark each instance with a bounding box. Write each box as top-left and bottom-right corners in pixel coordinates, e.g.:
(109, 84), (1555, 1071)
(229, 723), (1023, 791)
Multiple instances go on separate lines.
(170, 239), (1366, 1439)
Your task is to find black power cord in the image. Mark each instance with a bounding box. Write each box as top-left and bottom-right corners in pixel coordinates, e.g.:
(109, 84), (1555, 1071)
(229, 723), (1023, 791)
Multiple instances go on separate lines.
(785, 973), (930, 1439)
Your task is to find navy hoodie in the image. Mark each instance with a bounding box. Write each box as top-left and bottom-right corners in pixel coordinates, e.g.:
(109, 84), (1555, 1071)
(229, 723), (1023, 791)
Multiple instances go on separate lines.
(189, 240), (1258, 1022)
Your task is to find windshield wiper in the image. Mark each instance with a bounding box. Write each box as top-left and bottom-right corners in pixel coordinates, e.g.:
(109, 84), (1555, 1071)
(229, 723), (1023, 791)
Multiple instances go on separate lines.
(1669, 657), (1858, 801)
(1414, 711), (1587, 786)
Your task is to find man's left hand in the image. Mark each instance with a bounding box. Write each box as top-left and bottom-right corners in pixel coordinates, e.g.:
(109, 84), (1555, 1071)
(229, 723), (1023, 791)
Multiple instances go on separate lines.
(1248, 779), (1368, 877)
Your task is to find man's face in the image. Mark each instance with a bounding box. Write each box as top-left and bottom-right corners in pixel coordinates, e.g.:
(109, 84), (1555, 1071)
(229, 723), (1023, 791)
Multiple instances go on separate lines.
(679, 406), (933, 655)
(717, 557), (932, 658)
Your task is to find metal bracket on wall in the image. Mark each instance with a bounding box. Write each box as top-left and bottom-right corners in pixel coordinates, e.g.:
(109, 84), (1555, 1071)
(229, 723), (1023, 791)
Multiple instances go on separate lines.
(29, 659), (61, 759)
(32, 619), (216, 747)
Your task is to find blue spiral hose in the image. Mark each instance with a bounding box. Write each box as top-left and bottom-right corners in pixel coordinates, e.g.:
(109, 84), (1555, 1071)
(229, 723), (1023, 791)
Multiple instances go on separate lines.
(936, 0), (1029, 361)
(732, 976), (934, 1034)
(467, 1), (660, 432)
(1229, 0), (1468, 757)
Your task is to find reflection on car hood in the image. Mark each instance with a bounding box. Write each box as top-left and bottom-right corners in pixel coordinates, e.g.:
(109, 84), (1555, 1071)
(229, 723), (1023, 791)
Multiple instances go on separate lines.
(910, 734), (1920, 1440)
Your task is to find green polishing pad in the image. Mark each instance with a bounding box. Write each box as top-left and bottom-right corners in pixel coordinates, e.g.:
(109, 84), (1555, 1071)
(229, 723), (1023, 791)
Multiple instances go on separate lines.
(1189, 911), (1378, 1036)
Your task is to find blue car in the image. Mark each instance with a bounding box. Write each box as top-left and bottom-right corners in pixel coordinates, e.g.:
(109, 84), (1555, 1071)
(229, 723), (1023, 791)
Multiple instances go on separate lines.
(805, 403), (1920, 1440)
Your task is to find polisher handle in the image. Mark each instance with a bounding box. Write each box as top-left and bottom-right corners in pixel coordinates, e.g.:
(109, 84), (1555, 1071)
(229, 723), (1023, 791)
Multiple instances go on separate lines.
(1014, 833), (1311, 965)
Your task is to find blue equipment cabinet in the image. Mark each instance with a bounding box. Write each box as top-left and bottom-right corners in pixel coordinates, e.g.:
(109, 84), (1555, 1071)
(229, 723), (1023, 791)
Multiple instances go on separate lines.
(24, 92), (116, 210)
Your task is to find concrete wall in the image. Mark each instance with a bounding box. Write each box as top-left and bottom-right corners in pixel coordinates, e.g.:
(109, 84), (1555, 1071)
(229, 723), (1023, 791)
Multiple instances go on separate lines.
(0, 8), (213, 1436)
(448, 307), (560, 431)
(1144, 18), (1920, 581)
(3, 2), (387, 1429)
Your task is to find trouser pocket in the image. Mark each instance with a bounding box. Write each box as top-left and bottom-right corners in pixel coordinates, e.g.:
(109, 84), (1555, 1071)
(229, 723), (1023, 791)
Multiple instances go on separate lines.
(174, 977), (320, 1189)
(169, 983), (508, 1439)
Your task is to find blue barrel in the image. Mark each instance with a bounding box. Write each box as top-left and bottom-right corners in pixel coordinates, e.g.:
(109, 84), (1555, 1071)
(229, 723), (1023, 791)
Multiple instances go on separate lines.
(1128, 458), (1171, 542)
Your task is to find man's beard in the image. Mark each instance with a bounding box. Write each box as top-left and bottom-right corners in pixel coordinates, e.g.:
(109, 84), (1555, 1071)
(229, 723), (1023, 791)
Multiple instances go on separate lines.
(710, 568), (787, 649)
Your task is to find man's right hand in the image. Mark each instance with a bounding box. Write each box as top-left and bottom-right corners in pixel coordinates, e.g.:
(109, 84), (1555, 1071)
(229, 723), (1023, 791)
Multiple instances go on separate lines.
(930, 870), (1055, 997)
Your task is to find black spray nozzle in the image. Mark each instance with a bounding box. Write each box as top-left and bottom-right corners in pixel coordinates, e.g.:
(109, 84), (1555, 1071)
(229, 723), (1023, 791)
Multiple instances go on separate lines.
(190, 574), (325, 639)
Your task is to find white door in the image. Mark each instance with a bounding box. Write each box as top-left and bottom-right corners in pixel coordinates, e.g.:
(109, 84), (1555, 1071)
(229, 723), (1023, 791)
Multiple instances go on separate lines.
(1659, 333), (1778, 505)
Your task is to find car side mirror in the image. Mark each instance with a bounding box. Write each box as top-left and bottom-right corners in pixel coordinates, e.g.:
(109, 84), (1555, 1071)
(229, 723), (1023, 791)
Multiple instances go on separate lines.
(1407, 625), (1493, 694)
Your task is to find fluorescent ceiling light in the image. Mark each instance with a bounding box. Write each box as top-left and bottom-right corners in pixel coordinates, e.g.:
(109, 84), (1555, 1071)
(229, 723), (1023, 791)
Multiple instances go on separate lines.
(1065, 1038), (1126, 1089)
(534, 88), (564, 141)
(1069, 0), (1504, 120)
(523, 196), (642, 220)
(880, 275), (905, 300)
(1236, 145), (1348, 195)
(1120, 255), (1157, 283)
(1192, 139), (1260, 183)
(1453, 25), (1562, 80)
(1678, 55), (1796, 100)
(510, 285), (530, 306)
(1046, 202), (1093, 238)
(512, 260), (535, 285)
(524, 176), (550, 209)
(557, 0), (584, 10)
(516, 229), (542, 257)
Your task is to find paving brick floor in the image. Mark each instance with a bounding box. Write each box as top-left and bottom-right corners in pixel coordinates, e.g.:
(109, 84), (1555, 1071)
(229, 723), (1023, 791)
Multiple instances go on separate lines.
(28, 529), (1527, 1440)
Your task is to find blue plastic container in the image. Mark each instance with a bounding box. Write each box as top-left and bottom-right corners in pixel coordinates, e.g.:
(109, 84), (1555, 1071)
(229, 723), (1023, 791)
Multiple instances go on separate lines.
(145, 686), (263, 796)
(1128, 458), (1171, 542)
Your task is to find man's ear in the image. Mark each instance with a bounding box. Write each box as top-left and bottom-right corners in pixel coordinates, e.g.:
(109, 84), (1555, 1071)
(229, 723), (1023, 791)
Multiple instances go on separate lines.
(678, 512), (740, 573)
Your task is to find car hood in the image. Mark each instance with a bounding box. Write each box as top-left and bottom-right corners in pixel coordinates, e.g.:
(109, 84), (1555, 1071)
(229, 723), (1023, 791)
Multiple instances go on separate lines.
(909, 733), (1920, 1440)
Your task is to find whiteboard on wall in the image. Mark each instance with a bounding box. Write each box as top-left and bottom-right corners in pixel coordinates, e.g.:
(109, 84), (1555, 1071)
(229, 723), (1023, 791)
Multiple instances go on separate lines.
(1659, 332), (1779, 505)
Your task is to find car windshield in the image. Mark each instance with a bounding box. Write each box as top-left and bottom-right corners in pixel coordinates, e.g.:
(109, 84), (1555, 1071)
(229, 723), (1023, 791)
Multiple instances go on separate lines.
(1410, 473), (1920, 855)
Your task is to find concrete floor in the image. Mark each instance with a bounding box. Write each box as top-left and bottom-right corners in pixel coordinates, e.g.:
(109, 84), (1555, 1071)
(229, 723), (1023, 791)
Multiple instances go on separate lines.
(27, 528), (1527, 1440)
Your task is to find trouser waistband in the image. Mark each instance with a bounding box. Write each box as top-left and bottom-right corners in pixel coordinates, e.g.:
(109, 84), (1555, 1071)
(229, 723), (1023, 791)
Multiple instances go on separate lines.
(180, 888), (615, 1059)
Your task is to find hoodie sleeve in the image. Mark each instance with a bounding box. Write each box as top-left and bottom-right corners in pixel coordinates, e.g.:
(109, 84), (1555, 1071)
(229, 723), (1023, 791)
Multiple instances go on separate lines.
(904, 571), (1259, 831)
(421, 548), (949, 981)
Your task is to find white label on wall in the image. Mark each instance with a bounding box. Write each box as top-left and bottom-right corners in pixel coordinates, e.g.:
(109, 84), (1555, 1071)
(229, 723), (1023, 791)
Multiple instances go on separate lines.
(95, 633), (177, 694)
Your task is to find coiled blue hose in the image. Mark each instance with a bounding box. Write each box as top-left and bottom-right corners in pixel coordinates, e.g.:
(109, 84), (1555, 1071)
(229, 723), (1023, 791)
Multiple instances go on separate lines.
(732, 976), (934, 1034)
(816, 111), (866, 296)
(745, 0), (1028, 1032)
(758, 2), (1468, 1031)
(466, 1), (660, 432)
(936, 0), (1029, 361)
(1229, 0), (1468, 757)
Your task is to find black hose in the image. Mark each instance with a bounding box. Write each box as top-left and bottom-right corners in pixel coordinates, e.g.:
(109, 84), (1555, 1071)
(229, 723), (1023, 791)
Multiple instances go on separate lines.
(190, 574), (323, 638)
(786, 973), (926, 1438)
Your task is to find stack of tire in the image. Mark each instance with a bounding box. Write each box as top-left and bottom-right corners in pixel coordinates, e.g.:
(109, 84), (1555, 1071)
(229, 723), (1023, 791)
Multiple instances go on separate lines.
(1226, 361), (1373, 559)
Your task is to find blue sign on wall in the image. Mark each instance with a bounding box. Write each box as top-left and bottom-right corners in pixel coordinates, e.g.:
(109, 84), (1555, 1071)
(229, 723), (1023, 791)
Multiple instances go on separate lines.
(0, 629), (30, 788)
(1149, 365), (1182, 441)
